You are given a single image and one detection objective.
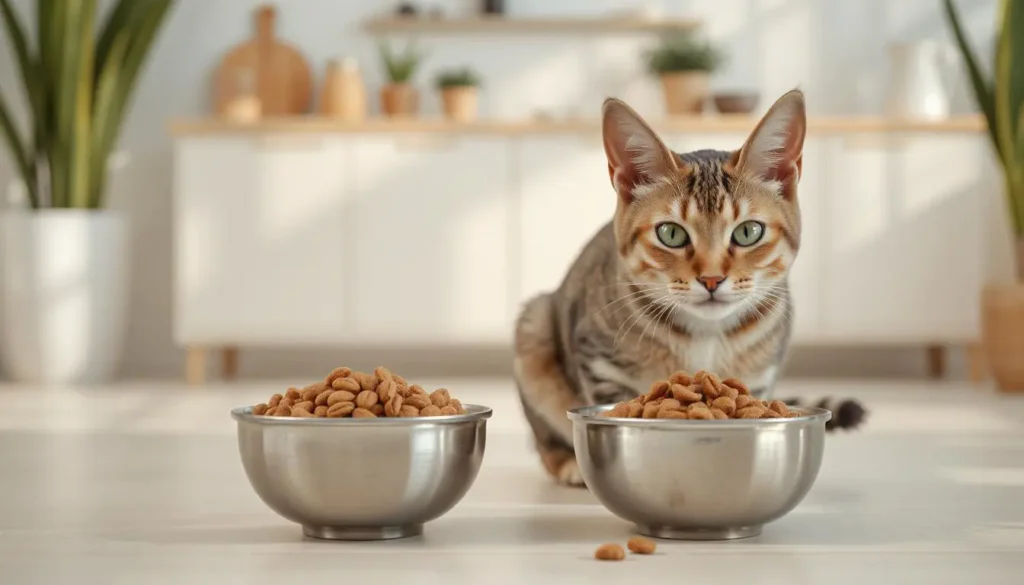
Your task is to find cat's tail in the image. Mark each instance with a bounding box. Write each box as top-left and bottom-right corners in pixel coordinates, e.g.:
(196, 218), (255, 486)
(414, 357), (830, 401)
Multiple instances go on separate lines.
(782, 396), (868, 431)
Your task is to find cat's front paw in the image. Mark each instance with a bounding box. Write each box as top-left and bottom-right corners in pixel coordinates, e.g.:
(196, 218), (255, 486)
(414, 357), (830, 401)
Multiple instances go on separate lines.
(556, 459), (586, 488)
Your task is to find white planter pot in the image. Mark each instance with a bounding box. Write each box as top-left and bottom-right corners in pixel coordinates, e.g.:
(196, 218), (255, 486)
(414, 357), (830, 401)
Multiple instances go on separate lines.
(0, 210), (130, 384)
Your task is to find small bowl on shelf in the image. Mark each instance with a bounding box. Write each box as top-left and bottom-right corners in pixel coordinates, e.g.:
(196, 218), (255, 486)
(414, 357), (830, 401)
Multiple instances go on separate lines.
(231, 403), (492, 541)
(713, 91), (760, 114)
(567, 404), (830, 540)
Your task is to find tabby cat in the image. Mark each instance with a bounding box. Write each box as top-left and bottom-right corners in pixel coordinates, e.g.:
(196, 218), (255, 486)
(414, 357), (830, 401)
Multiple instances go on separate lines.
(513, 90), (863, 487)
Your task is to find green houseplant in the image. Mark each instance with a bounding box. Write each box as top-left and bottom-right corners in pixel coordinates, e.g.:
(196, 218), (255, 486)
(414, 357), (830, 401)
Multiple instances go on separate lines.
(944, 0), (1024, 391)
(644, 32), (724, 115)
(378, 40), (425, 117)
(435, 67), (481, 122)
(0, 0), (173, 384)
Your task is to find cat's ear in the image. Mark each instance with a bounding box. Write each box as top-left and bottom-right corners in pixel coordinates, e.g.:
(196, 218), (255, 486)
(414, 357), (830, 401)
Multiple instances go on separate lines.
(734, 89), (806, 195)
(602, 98), (679, 201)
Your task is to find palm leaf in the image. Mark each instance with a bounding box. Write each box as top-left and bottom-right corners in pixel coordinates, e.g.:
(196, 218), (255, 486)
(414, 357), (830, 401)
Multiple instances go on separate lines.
(0, 0), (39, 207)
(95, 0), (141, 80)
(0, 93), (36, 208)
(67, 0), (97, 209)
(943, 0), (1003, 164)
(88, 0), (174, 208)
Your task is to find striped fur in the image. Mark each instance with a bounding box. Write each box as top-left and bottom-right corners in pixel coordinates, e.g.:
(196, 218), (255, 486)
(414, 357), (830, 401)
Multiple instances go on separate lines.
(514, 90), (815, 486)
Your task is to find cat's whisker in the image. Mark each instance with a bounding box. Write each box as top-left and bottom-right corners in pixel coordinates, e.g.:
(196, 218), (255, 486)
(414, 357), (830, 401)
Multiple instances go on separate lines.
(638, 294), (676, 349)
(614, 292), (675, 349)
(599, 287), (663, 314)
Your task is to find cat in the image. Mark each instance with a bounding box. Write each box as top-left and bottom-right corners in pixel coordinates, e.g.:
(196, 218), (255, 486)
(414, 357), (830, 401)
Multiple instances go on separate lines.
(512, 89), (865, 487)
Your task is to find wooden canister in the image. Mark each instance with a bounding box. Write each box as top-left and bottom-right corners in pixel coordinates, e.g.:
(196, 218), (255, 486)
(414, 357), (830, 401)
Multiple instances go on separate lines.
(319, 57), (367, 121)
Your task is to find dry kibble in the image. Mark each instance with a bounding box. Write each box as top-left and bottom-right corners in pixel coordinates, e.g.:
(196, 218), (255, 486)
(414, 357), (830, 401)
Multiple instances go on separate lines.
(669, 371), (692, 386)
(711, 396), (737, 416)
(594, 543), (625, 561)
(315, 389), (334, 406)
(722, 377), (750, 395)
(327, 402), (355, 418)
(430, 389), (451, 408)
(385, 394), (404, 417)
(405, 393), (432, 410)
(356, 390), (379, 410)
(374, 366), (393, 382)
(646, 381), (670, 401)
(324, 367), (352, 385)
(735, 395), (755, 410)
(378, 379), (398, 403)
(737, 406), (767, 419)
(332, 377), (361, 392)
(769, 400), (791, 416)
(328, 390), (356, 406)
(642, 402), (661, 419)
(250, 366), (470, 418)
(586, 369), (805, 423)
(627, 536), (657, 555)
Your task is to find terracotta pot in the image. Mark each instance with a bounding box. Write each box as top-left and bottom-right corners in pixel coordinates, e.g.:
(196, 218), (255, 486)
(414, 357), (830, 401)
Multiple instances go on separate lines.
(380, 83), (419, 117)
(659, 71), (710, 115)
(440, 86), (478, 122)
(981, 282), (1024, 392)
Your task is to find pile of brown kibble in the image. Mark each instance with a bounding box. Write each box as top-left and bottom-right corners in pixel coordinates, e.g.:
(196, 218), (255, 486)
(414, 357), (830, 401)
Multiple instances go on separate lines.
(599, 370), (800, 420)
(251, 366), (467, 418)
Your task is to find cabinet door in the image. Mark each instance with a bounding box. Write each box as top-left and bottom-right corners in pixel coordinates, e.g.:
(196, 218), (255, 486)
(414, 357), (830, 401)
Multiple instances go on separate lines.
(174, 135), (349, 345)
(350, 135), (511, 343)
(819, 134), (987, 342)
(516, 135), (617, 302)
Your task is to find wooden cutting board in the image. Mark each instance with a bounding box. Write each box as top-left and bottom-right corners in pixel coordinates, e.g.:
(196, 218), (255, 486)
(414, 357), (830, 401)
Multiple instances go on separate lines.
(212, 5), (312, 117)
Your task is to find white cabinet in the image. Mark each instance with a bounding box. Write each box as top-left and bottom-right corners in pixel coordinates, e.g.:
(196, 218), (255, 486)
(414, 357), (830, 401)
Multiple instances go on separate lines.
(516, 135), (616, 302)
(350, 135), (513, 343)
(173, 135), (350, 345)
(819, 134), (987, 342)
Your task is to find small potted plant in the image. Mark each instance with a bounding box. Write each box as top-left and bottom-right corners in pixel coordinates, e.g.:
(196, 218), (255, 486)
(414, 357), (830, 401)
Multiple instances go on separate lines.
(436, 67), (481, 122)
(644, 33), (724, 115)
(945, 0), (1024, 392)
(378, 40), (425, 117)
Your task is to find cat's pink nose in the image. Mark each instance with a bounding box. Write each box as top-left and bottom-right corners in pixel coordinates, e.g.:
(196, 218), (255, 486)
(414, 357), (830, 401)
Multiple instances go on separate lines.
(697, 275), (726, 292)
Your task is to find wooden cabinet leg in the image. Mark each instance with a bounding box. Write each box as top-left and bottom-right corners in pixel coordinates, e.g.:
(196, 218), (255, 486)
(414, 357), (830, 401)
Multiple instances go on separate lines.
(926, 344), (947, 379)
(967, 343), (988, 384)
(186, 346), (206, 385)
(222, 346), (239, 380)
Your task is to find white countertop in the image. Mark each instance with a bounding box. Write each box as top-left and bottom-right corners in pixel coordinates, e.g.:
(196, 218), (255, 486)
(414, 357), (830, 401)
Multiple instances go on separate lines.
(0, 378), (1022, 584)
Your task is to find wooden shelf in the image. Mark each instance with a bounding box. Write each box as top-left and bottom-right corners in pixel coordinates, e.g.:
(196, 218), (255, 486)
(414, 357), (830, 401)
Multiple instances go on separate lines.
(362, 15), (702, 35)
(169, 115), (986, 137)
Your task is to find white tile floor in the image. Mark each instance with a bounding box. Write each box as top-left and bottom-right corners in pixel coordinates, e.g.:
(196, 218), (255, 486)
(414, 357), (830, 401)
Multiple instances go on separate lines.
(0, 378), (1023, 584)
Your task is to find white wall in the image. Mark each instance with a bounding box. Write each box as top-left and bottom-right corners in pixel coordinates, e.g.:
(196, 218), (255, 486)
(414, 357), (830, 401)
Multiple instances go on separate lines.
(0, 0), (1001, 380)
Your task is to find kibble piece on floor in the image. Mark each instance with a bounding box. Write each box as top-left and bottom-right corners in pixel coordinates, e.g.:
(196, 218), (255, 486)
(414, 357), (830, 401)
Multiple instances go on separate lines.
(594, 543), (625, 561)
(627, 536), (656, 554)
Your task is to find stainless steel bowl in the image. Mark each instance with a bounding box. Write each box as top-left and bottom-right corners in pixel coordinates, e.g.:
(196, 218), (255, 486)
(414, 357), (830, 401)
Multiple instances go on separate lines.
(568, 405), (831, 541)
(231, 404), (492, 541)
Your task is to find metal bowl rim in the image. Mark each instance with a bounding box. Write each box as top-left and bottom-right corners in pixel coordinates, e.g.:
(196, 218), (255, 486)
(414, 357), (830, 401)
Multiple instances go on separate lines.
(567, 404), (832, 427)
(231, 403), (493, 425)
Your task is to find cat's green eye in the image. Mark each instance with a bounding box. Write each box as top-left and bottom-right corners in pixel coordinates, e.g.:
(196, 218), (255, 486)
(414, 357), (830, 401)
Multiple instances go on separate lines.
(655, 222), (690, 248)
(732, 221), (765, 247)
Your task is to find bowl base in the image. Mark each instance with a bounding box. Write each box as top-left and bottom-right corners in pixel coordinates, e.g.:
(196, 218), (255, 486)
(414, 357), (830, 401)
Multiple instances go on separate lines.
(637, 524), (762, 541)
(302, 524), (423, 541)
